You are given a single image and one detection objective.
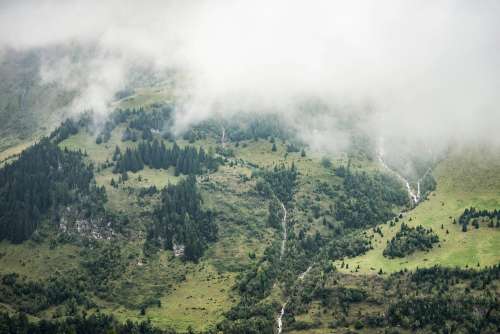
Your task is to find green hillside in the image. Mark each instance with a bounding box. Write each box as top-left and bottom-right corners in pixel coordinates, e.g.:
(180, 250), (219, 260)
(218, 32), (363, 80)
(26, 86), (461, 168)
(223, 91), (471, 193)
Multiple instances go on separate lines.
(0, 92), (498, 333)
(338, 146), (500, 274)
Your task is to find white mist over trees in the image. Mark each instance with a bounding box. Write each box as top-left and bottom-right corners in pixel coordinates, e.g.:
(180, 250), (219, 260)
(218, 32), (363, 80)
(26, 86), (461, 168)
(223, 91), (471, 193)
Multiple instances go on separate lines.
(0, 0), (499, 152)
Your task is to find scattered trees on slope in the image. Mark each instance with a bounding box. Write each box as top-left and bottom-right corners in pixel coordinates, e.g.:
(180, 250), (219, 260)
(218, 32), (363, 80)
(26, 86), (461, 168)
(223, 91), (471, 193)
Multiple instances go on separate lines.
(285, 263), (500, 333)
(458, 207), (500, 231)
(383, 223), (439, 258)
(97, 104), (173, 144)
(257, 163), (298, 205)
(335, 170), (408, 229)
(0, 312), (177, 334)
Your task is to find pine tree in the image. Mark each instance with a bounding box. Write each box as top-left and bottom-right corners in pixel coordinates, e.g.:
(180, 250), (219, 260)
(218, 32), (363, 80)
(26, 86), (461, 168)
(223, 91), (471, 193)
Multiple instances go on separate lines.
(122, 127), (132, 141)
(112, 146), (121, 161)
(0, 138), (105, 242)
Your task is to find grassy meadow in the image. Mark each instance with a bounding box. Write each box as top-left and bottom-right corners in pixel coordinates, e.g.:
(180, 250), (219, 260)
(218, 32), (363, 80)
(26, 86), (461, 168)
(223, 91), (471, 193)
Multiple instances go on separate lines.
(338, 146), (500, 274)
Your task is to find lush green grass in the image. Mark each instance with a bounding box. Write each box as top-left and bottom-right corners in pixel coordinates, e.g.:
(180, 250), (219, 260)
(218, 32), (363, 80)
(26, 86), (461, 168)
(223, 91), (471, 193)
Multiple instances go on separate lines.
(96, 166), (181, 212)
(146, 264), (236, 331)
(59, 125), (129, 163)
(102, 263), (236, 332)
(93, 249), (237, 332)
(0, 239), (80, 279)
(338, 146), (500, 274)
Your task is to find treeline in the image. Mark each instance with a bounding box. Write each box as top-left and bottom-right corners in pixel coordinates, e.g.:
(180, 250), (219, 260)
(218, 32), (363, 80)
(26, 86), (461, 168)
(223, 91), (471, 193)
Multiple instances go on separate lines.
(283, 262), (500, 333)
(113, 140), (219, 176)
(255, 163), (299, 204)
(218, 244), (281, 334)
(49, 105), (173, 146)
(335, 170), (408, 228)
(322, 233), (372, 261)
(48, 113), (94, 144)
(204, 114), (291, 143)
(97, 104), (173, 144)
(1, 241), (145, 321)
(418, 172), (437, 199)
(0, 272), (92, 316)
(48, 119), (78, 143)
(80, 242), (126, 296)
(409, 264), (500, 287)
(278, 233), (372, 329)
(147, 175), (217, 261)
(0, 312), (178, 334)
(458, 207), (500, 231)
(383, 223), (439, 258)
(230, 114), (289, 142)
(387, 295), (499, 332)
(0, 138), (106, 243)
(267, 197), (284, 229)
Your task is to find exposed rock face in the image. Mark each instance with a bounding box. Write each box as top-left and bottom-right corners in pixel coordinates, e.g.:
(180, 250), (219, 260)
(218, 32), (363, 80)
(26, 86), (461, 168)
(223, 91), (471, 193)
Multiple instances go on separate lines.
(58, 206), (115, 240)
(173, 243), (185, 257)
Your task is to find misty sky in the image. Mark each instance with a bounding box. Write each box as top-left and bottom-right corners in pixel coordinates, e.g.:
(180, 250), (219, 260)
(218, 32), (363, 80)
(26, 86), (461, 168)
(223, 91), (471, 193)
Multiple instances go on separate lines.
(1, 0), (499, 151)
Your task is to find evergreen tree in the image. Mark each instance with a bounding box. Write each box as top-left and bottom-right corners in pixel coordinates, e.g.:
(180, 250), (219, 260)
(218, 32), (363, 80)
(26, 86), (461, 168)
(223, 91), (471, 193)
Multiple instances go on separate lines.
(147, 175), (217, 262)
(0, 138), (105, 242)
(112, 146), (121, 161)
(114, 140), (219, 176)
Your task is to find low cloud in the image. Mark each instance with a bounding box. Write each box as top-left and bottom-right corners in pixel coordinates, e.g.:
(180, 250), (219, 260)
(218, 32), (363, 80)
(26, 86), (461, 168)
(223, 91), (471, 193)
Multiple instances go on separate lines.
(1, 0), (499, 153)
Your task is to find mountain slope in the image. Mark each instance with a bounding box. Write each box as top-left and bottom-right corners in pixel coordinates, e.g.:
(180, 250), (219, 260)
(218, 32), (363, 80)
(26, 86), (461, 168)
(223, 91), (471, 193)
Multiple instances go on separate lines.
(0, 95), (498, 333)
(339, 145), (500, 273)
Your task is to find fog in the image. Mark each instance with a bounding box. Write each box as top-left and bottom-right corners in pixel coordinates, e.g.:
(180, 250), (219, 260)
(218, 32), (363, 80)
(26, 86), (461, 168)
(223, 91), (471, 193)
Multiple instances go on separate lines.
(1, 0), (499, 154)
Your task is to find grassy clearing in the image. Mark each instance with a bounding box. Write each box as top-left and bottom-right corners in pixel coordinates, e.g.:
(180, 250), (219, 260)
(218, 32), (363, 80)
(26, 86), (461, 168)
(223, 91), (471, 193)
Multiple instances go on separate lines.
(146, 264), (236, 331)
(0, 240), (80, 279)
(59, 125), (130, 164)
(114, 87), (174, 109)
(102, 261), (236, 332)
(96, 166), (181, 212)
(60, 124), (184, 213)
(338, 146), (500, 274)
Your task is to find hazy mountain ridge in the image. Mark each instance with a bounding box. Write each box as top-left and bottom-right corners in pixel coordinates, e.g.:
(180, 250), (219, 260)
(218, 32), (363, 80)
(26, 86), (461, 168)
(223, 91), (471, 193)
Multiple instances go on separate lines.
(0, 99), (498, 332)
(0, 2), (499, 332)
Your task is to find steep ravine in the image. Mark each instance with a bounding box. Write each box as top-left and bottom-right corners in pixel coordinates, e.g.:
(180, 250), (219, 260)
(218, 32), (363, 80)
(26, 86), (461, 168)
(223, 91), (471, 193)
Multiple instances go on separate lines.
(276, 200), (313, 334)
